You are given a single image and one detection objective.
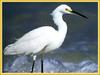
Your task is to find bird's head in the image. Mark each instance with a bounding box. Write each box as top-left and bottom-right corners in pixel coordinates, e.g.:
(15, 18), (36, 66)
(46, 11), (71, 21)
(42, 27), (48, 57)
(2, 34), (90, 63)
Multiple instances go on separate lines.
(55, 4), (72, 14)
(51, 4), (88, 19)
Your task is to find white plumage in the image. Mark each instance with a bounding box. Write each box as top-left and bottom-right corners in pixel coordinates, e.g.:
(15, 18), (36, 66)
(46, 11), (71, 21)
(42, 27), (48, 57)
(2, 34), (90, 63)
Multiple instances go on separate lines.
(4, 4), (87, 57)
(4, 4), (69, 56)
(4, 26), (59, 55)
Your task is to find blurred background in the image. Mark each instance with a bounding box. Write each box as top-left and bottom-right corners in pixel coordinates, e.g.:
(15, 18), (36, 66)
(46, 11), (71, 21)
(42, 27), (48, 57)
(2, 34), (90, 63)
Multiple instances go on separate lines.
(3, 2), (98, 72)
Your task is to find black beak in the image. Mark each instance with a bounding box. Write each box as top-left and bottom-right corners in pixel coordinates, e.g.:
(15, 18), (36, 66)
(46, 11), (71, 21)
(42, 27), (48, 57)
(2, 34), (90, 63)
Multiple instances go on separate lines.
(71, 10), (88, 19)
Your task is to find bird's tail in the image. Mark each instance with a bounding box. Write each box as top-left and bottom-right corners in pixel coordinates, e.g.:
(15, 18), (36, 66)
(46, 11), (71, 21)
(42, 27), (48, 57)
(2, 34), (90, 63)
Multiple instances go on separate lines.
(4, 44), (15, 55)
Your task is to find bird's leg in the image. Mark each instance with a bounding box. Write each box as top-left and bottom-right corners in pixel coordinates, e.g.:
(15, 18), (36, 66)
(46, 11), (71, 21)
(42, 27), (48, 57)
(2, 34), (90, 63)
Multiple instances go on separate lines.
(41, 53), (44, 73)
(41, 57), (43, 73)
(31, 55), (37, 73)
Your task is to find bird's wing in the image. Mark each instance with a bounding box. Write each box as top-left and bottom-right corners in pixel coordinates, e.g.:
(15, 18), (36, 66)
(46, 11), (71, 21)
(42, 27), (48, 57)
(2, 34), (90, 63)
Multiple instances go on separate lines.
(4, 26), (57, 55)
(15, 26), (56, 44)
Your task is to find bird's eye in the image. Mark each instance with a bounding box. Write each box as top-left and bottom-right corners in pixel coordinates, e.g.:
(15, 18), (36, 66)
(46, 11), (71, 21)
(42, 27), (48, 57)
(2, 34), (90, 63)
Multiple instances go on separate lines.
(65, 8), (68, 11)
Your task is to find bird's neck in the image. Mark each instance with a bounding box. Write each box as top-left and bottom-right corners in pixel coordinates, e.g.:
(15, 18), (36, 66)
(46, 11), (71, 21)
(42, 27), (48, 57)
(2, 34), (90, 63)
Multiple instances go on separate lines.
(52, 12), (67, 37)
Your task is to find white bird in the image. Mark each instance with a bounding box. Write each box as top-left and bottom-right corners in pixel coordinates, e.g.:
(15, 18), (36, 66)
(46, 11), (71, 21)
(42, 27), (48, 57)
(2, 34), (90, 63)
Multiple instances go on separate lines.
(4, 4), (87, 72)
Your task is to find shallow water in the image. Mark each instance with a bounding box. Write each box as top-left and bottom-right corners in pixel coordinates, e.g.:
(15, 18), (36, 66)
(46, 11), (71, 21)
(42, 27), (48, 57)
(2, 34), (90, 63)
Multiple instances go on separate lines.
(3, 41), (98, 73)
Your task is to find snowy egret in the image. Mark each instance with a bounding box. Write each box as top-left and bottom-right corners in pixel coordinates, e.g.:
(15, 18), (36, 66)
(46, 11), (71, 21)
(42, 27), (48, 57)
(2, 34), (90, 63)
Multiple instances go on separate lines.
(4, 4), (87, 72)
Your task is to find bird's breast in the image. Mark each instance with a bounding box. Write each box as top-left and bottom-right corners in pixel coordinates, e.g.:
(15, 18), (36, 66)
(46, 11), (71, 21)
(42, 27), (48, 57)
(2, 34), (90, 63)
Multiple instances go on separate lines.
(44, 34), (65, 53)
